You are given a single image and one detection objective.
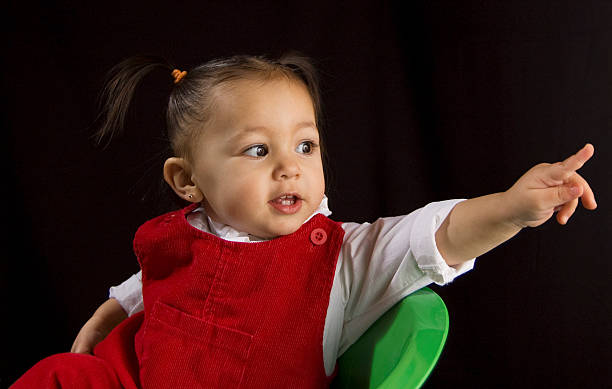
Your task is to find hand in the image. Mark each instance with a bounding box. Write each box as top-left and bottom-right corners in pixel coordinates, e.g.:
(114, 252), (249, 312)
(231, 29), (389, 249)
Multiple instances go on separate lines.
(504, 143), (597, 228)
(70, 298), (127, 354)
(71, 318), (109, 354)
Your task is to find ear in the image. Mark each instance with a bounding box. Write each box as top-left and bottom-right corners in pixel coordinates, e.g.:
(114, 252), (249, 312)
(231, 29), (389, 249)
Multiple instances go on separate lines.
(163, 157), (204, 203)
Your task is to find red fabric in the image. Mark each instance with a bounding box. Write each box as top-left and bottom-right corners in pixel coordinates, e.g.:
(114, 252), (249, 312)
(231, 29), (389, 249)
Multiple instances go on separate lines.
(93, 311), (143, 388)
(11, 310), (143, 389)
(12, 205), (344, 388)
(11, 353), (122, 389)
(135, 204), (344, 388)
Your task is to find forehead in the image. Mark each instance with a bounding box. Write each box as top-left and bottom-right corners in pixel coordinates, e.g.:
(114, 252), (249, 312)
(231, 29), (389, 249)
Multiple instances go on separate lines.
(186, 77), (318, 160)
(211, 77), (316, 125)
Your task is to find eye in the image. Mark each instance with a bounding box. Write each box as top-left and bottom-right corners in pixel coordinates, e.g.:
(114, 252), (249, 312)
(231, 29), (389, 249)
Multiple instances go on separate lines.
(296, 141), (317, 154)
(244, 144), (268, 157)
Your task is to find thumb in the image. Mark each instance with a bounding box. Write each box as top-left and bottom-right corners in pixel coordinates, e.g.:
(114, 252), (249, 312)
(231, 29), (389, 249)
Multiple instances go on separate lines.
(546, 184), (583, 207)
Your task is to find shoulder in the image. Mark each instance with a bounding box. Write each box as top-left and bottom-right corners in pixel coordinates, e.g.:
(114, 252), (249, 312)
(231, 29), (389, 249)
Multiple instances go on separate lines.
(312, 212), (344, 230)
(307, 213), (346, 242)
(133, 204), (198, 253)
(136, 206), (187, 234)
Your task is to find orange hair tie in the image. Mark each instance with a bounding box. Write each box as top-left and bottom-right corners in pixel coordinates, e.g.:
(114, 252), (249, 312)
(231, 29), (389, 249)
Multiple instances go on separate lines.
(171, 69), (187, 84)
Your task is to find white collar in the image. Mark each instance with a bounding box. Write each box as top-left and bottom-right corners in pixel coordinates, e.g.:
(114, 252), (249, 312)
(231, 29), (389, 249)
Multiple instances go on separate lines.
(186, 196), (332, 243)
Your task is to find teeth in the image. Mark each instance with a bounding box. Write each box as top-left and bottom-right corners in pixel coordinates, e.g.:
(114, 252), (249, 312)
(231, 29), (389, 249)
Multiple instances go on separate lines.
(277, 195), (296, 205)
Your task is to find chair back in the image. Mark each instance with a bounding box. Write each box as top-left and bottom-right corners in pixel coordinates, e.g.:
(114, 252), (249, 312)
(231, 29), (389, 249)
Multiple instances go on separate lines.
(332, 287), (449, 389)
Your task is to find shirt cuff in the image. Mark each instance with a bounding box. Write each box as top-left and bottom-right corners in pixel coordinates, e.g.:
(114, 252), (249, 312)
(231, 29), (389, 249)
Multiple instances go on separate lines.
(108, 271), (144, 316)
(410, 199), (476, 285)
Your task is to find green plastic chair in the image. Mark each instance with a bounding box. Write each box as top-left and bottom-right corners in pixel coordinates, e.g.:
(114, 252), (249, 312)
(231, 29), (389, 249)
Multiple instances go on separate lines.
(332, 287), (449, 389)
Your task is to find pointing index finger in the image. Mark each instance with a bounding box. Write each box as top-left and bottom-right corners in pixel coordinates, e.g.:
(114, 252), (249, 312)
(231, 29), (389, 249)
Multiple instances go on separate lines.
(552, 143), (594, 179)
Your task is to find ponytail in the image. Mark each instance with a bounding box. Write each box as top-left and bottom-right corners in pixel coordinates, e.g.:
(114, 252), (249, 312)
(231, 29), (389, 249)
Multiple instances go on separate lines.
(91, 52), (329, 207)
(93, 55), (172, 146)
(93, 52), (325, 162)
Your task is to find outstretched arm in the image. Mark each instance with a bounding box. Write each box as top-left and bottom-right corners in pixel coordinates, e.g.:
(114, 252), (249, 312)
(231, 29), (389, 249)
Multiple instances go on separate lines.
(435, 144), (597, 266)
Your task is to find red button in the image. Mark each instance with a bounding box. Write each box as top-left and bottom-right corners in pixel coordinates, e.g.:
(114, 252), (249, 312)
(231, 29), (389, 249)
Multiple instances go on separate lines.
(310, 228), (327, 245)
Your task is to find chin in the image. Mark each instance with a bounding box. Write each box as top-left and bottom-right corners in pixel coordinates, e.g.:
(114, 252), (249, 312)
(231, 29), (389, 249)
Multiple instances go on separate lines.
(266, 221), (303, 238)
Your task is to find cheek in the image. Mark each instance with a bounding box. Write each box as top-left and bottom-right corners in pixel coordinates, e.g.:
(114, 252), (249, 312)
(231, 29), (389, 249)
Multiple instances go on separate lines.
(199, 159), (256, 196)
(308, 159), (326, 193)
(219, 173), (265, 215)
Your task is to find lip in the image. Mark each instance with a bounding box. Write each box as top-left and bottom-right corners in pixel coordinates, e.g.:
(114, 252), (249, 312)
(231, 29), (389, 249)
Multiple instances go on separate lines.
(268, 193), (303, 215)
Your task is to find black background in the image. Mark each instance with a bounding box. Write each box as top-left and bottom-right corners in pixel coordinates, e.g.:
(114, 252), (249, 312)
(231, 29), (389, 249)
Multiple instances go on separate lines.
(3, 1), (611, 387)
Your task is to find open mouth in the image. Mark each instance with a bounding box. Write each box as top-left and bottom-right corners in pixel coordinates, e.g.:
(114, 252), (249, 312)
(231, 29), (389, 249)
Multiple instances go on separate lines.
(273, 194), (298, 205)
(269, 194), (303, 214)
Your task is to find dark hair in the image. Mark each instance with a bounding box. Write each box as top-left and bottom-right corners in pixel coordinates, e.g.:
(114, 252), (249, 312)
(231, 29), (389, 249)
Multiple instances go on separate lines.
(94, 53), (327, 164)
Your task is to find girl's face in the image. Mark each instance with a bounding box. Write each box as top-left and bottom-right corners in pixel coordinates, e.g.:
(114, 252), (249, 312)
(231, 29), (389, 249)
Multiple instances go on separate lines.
(188, 77), (325, 238)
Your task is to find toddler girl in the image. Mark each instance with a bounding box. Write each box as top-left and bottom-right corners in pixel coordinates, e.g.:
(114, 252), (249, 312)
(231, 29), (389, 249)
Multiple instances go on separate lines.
(12, 53), (597, 389)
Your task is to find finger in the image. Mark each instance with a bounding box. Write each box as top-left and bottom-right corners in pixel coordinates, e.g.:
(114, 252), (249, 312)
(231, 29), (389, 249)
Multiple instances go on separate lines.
(556, 197), (578, 225)
(571, 173), (597, 210)
(543, 183), (583, 208)
(550, 143), (594, 180)
(576, 174), (597, 209)
(564, 143), (595, 171)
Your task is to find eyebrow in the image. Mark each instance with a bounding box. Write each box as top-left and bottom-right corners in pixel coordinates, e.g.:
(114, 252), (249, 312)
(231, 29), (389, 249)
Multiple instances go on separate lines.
(229, 121), (317, 142)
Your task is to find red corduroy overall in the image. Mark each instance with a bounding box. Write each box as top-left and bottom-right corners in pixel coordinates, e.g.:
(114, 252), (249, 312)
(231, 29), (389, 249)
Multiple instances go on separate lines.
(12, 205), (344, 388)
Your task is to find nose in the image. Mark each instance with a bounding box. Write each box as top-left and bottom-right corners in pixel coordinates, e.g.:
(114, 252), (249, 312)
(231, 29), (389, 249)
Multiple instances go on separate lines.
(272, 152), (301, 180)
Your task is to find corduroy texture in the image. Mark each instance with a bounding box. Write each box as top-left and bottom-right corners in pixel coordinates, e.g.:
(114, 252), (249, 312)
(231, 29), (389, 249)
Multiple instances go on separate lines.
(11, 205), (344, 388)
(11, 294), (143, 388)
(135, 204), (345, 388)
(10, 353), (123, 389)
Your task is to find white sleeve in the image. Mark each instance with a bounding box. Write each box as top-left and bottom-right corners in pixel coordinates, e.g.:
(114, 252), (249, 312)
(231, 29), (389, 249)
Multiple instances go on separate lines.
(108, 271), (144, 316)
(337, 199), (475, 355)
(409, 199), (475, 284)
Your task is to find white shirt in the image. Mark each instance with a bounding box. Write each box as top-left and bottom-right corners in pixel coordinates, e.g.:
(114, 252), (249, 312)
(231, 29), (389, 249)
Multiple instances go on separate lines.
(109, 197), (475, 376)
